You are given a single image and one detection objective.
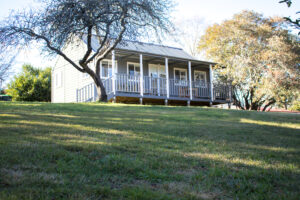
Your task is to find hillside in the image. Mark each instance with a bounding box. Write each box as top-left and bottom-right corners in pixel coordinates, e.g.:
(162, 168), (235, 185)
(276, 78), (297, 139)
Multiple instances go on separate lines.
(0, 102), (299, 199)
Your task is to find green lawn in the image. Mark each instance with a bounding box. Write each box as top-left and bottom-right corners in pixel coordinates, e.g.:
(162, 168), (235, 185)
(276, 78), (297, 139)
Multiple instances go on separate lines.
(0, 102), (299, 200)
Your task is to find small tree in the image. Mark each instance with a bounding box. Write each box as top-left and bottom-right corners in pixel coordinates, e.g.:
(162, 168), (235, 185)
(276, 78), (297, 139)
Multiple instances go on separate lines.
(7, 64), (51, 102)
(199, 11), (300, 111)
(0, 0), (173, 102)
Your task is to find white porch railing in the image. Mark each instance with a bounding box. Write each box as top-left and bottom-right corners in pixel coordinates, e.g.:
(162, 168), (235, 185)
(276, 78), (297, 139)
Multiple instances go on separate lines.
(76, 83), (97, 103)
(192, 82), (211, 99)
(76, 74), (231, 102)
(76, 78), (113, 102)
(144, 76), (167, 96)
(169, 79), (190, 98)
(115, 74), (140, 93)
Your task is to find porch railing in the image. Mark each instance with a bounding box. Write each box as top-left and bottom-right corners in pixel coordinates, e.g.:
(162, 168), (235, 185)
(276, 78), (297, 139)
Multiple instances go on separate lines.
(76, 74), (231, 102)
(116, 74), (140, 93)
(76, 83), (97, 103)
(192, 82), (211, 99)
(76, 78), (113, 103)
(169, 79), (190, 98)
(144, 76), (167, 96)
(213, 83), (230, 100)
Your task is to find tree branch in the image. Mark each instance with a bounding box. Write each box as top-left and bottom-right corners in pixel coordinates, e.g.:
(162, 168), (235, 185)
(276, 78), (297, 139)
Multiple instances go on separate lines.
(80, 25), (93, 66)
(94, 8), (127, 63)
(15, 28), (85, 72)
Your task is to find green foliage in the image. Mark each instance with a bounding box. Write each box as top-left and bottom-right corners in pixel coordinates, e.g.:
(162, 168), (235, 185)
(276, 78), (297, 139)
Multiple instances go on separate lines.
(290, 101), (300, 111)
(199, 10), (300, 111)
(7, 64), (51, 102)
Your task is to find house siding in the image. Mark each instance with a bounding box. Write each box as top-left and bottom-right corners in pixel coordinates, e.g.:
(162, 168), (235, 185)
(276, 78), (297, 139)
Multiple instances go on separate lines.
(52, 39), (212, 103)
(117, 57), (149, 76)
(52, 37), (94, 103)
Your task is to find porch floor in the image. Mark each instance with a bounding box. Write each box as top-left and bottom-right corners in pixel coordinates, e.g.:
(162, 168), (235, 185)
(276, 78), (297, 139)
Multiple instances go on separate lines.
(113, 92), (230, 104)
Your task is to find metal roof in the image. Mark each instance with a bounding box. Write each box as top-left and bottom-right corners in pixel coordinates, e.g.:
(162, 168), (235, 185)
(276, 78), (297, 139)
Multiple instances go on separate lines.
(83, 35), (215, 64)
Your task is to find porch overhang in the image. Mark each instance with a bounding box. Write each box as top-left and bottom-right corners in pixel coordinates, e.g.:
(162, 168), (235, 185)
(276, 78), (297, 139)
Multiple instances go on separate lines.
(113, 49), (217, 67)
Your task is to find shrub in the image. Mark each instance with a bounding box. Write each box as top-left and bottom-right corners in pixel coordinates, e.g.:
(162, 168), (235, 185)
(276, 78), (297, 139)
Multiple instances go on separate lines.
(290, 101), (300, 111)
(7, 64), (51, 102)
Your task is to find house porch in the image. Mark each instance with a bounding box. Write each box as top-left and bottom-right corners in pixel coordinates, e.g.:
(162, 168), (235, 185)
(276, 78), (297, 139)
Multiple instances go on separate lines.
(76, 50), (232, 105)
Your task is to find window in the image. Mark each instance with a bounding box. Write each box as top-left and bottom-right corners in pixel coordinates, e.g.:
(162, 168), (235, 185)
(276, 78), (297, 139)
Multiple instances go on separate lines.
(174, 68), (187, 81)
(100, 60), (117, 78)
(127, 62), (140, 76)
(194, 71), (207, 87)
(55, 71), (63, 88)
(174, 68), (187, 86)
(101, 61), (112, 78)
(149, 64), (166, 78)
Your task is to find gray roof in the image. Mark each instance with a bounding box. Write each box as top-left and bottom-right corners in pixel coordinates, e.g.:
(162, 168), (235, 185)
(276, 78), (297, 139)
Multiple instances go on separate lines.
(83, 35), (214, 64)
(116, 41), (197, 60)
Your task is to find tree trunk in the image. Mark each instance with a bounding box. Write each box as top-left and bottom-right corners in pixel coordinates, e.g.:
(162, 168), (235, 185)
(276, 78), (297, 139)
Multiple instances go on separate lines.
(262, 100), (275, 112)
(284, 102), (288, 110)
(94, 77), (107, 102)
(233, 93), (244, 110)
(244, 95), (250, 110)
(81, 62), (108, 103)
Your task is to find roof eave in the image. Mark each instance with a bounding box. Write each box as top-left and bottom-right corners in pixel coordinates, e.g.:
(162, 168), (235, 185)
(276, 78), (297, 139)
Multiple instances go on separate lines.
(114, 48), (217, 65)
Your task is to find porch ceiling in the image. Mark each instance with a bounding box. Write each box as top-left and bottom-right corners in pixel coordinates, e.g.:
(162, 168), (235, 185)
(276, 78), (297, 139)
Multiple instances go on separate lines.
(83, 34), (216, 66)
(114, 50), (213, 68)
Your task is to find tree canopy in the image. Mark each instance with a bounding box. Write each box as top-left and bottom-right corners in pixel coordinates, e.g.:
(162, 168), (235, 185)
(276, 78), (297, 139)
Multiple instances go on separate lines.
(0, 49), (17, 89)
(0, 0), (174, 101)
(279, 0), (300, 33)
(199, 10), (300, 111)
(7, 65), (51, 102)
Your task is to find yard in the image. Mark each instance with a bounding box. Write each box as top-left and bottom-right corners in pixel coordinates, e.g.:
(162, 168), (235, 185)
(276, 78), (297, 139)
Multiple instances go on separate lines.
(0, 102), (299, 199)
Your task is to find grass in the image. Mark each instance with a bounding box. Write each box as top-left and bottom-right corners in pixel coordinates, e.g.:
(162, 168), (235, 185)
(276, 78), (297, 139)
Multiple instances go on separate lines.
(0, 102), (299, 200)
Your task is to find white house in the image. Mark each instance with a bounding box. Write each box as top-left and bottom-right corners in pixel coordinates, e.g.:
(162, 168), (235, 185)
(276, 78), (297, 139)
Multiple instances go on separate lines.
(52, 36), (231, 105)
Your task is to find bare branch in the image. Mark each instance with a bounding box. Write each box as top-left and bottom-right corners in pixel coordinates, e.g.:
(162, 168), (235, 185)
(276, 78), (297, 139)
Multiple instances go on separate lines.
(0, 0), (174, 101)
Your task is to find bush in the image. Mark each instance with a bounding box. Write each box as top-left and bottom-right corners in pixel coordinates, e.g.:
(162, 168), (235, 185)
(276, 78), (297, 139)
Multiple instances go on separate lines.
(7, 64), (51, 102)
(290, 101), (300, 111)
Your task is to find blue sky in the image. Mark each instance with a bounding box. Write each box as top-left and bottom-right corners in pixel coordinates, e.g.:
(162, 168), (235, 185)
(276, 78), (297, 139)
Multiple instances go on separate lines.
(0, 0), (299, 85)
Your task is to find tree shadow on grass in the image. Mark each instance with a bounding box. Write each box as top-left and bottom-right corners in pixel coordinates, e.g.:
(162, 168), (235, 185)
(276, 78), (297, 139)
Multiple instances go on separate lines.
(0, 103), (300, 199)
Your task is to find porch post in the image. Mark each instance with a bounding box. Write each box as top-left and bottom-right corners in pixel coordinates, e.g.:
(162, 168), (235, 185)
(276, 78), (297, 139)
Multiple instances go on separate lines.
(140, 54), (143, 104)
(112, 50), (116, 99)
(209, 64), (214, 105)
(76, 89), (78, 102)
(165, 58), (169, 99)
(188, 61), (193, 100)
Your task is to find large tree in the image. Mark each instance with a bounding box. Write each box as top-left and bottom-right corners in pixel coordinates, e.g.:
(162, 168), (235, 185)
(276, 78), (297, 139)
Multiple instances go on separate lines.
(7, 64), (51, 102)
(174, 17), (207, 58)
(0, 0), (173, 102)
(199, 10), (300, 111)
(279, 0), (300, 33)
(0, 49), (17, 90)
